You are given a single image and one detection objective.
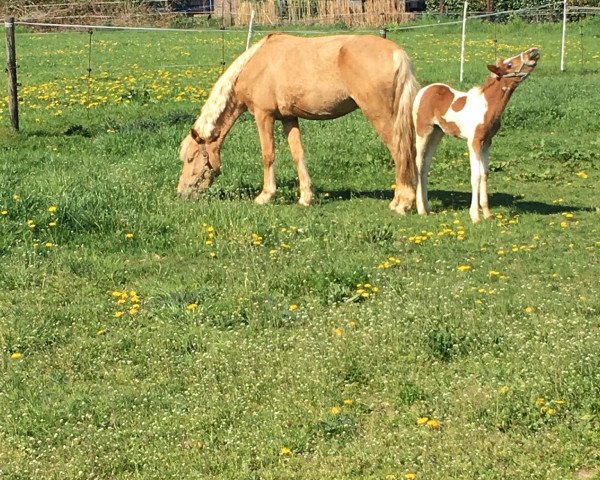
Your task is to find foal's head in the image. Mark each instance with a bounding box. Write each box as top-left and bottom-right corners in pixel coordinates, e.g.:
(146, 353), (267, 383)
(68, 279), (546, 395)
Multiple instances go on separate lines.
(177, 129), (221, 199)
(487, 47), (540, 82)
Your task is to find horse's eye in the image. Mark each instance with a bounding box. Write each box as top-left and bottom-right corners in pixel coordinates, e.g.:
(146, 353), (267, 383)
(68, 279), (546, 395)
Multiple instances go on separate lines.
(507, 63), (513, 68)
(187, 157), (194, 163)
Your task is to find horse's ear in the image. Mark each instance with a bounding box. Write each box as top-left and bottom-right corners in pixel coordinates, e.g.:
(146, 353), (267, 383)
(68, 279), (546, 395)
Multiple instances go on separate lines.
(190, 128), (205, 144)
(487, 64), (502, 78)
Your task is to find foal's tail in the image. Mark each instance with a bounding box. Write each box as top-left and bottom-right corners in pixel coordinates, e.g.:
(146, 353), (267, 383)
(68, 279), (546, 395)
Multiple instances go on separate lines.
(392, 51), (420, 185)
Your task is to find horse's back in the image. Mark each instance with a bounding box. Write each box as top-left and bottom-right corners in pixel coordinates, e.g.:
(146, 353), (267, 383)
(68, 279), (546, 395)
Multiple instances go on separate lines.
(236, 34), (413, 120)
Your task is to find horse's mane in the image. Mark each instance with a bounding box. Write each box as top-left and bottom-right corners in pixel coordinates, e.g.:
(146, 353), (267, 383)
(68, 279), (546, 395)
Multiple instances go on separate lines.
(193, 36), (269, 138)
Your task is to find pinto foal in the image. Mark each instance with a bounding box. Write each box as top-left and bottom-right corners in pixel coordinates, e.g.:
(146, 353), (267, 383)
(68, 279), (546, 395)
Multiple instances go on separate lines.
(412, 47), (540, 222)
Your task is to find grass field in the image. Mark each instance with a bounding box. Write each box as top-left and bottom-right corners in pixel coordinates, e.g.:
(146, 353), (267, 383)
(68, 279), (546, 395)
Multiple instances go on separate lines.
(1, 18), (600, 479)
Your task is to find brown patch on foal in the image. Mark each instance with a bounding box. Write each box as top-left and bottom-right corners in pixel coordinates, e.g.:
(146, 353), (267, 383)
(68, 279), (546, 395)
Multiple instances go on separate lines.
(416, 84), (461, 138)
(451, 96), (467, 112)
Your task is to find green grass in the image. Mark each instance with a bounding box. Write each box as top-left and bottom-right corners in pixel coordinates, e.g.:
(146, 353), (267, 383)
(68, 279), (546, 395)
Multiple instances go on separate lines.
(1, 19), (600, 479)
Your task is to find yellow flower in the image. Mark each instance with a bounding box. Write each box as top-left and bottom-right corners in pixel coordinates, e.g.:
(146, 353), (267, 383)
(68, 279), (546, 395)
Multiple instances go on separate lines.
(1, 210), (7, 216)
(330, 406), (341, 415)
(205, 240), (213, 246)
(535, 398), (545, 405)
(186, 303), (198, 311)
(112, 290), (122, 297)
(12, 194), (20, 201)
(96, 329), (107, 336)
(489, 270), (500, 276)
(524, 306), (535, 314)
(27, 220), (36, 228)
(289, 304), (298, 312)
(426, 418), (441, 429)
(457, 265), (471, 272)
(280, 447), (292, 455)
(416, 416), (429, 426)
(48, 205), (57, 213)
(343, 399), (353, 406)
(499, 386), (509, 394)
(545, 407), (556, 415)
(210, 251), (217, 258)
(129, 307), (139, 315)
(114, 311), (124, 318)
(405, 473), (417, 480)
(576, 171), (588, 179)
(334, 327), (344, 337)
(48, 221), (57, 227)
(125, 232), (134, 239)
(10, 352), (22, 360)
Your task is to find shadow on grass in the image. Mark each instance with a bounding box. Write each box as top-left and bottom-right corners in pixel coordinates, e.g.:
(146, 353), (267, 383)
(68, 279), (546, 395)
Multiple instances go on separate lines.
(316, 188), (593, 215)
(183, 183), (594, 216)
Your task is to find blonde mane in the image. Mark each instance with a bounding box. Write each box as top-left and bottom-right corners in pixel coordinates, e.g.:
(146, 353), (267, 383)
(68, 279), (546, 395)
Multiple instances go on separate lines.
(193, 37), (268, 138)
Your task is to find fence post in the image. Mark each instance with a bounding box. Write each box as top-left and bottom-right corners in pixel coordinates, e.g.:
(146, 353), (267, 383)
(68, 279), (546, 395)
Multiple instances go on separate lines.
(379, 13), (387, 38)
(560, 0), (567, 72)
(246, 10), (255, 50)
(459, 1), (468, 83)
(4, 17), (19, 131)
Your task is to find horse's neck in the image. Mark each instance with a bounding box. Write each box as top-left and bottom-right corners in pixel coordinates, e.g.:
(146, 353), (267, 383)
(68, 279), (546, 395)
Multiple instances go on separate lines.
(480, 76), (518, 124)
(211, 100), (246, 149)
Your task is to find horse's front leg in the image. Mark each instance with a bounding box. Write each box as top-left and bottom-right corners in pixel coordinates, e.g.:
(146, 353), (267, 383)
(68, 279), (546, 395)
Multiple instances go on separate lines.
(254, 111), (277, 205)
(479, 141), (493, 220)
(283, 118), (313, 206)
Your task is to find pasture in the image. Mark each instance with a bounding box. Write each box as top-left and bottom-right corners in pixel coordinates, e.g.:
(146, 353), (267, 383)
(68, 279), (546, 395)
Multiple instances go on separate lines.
(1, 19), (600, 479)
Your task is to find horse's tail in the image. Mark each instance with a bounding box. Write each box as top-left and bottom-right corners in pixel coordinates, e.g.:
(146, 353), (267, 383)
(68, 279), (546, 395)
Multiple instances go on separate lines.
(392, 51), (420, 185)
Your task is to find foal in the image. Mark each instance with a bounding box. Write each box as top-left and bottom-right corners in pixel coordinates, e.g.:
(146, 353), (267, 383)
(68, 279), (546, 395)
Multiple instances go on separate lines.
(412, 47), (540, 223)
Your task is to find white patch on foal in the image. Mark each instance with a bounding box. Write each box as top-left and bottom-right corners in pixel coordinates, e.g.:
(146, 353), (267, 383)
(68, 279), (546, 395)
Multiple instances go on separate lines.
(442, 87), (488, 140)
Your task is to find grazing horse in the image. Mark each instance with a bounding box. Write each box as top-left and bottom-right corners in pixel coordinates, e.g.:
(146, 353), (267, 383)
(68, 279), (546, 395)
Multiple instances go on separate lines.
(412, 47), (540, 223)
(178, 33), (420, 213)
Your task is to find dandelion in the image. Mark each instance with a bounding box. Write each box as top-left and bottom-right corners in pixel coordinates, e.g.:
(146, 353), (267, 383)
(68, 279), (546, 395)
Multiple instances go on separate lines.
(1, 210), (7, 216)
(48, 205), (57, 213)
(12, 194), (20, 201)
(210, 251), (217, 258)
(112, 290), (122, 297)
(289, 304), (298, 312)
(205, 240), (213, 246)
(426, 418), (441, 429)
(187, 303), (198, 311)
(27, 219), (36, 228)
(416, 416), (429, 426)
(457, 265), (471, 272)
(280, 447), (292, 456)
(45, 241), (54, 248)
(125, 232), (134, 239)
(576, 171), (588, 179)
(524, 306), (535, 314)
(343, 399), (353, 406)
(535, 398), (545, 406)
(10, 352), (22, 360)
(405, 473), (417, 480)
(499, 386), (509, 394)
(48, 221), (57, 227)
(96, 329), (107, 336)
(330, 406), (341, 415)
(114, 311), (124, 318)
(489, 270), (500, 276)
(334, 327), (344, 337)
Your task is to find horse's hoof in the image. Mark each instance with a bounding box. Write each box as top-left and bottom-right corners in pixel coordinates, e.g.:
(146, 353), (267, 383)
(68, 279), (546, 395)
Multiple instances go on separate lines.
(254, 193), (273, 205)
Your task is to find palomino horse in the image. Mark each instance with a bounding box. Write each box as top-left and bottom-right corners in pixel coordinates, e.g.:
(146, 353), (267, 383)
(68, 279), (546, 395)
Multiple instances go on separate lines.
(412, 47), (540, 223)
(178, 33), (420, 213)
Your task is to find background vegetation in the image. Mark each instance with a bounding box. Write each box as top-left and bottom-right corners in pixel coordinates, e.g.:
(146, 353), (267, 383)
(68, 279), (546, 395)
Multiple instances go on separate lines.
(1, 18), (599, 479)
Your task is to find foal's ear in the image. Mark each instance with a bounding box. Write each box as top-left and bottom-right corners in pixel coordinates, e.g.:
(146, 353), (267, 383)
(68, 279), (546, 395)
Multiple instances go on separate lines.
(487, 64), (502, 78)
(190, 128), (205, 144)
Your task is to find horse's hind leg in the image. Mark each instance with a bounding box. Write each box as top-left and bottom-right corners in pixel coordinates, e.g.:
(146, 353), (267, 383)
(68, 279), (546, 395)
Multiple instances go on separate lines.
(416, 126), (444, 215)
(283, 118), (313, 206)
(254, 111), (277, 205)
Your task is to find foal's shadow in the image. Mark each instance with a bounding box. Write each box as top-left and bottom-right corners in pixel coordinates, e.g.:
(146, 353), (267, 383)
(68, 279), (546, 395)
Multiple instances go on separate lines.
(319, 188), (593, 215)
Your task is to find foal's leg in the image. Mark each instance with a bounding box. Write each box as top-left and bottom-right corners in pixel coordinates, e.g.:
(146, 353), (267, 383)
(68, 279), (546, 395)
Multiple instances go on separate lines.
(416, 126), (444, 215)
(254, 111), (277, 205)
(468, 141), (483, 223)
(283, 118), (313, 206)
(478, 141), (493, 220)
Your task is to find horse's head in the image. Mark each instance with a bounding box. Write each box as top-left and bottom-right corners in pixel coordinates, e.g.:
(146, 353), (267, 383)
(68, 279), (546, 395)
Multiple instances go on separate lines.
(487, 47), (540, 82)
(177, 129), (221, 200)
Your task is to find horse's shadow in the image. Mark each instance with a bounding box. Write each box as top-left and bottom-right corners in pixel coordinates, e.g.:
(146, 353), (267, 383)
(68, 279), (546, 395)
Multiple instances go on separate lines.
(318, 188), (593, 215)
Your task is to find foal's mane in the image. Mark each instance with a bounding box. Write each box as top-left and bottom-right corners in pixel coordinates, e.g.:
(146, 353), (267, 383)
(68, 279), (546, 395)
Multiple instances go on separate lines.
(193, 36), (269, 139)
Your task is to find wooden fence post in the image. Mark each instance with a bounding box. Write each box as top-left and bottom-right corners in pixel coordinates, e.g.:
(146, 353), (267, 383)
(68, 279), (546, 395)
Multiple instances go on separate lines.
(5, 17), (19, 131)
